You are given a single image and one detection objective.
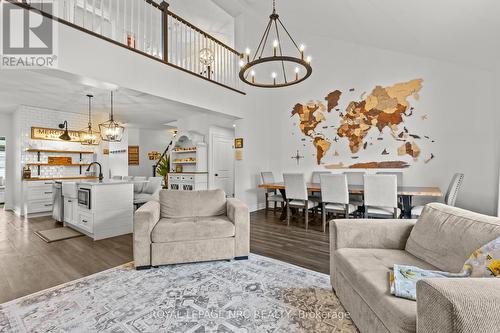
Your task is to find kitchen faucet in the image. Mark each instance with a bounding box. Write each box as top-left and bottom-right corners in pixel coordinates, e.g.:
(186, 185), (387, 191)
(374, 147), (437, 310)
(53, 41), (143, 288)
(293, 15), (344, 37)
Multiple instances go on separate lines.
(86, 162), (103, 182)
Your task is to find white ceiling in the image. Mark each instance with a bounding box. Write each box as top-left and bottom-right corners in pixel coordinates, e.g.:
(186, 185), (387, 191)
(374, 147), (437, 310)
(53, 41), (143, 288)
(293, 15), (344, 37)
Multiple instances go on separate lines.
(224, 0), (500, 70)
(0, 70), (236, 129)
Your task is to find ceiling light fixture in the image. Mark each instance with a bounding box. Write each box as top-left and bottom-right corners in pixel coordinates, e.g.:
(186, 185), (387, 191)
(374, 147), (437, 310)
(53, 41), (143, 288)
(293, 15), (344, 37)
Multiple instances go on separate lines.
(80, 94), (101, 146)
(99, 91), (125, 142)
(239, 0), (312, 88)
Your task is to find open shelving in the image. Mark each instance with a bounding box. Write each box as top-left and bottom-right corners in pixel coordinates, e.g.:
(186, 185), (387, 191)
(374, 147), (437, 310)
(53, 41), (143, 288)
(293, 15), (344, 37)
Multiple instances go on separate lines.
(25, 148), (95, 177)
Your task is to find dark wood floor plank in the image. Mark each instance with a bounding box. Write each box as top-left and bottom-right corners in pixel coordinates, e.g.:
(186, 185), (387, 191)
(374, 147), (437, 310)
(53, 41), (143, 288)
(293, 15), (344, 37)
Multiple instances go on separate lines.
(0, 206), (331, 303)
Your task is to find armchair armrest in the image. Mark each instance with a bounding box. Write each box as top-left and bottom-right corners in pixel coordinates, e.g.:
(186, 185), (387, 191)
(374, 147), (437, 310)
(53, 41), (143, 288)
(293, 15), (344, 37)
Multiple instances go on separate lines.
(330, 219), (416, 288)
(227, 198), (250, 258)
(417, 278), (500, 333)
(133, 200), (160, 268)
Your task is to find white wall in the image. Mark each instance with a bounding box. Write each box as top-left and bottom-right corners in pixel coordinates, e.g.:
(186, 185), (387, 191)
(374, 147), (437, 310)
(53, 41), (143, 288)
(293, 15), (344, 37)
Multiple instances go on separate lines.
(0, 113), (13, 209)
(108, 130), (129, 178)
(232, 16), (500, 215)
(167, 0), (235, 47)
(127, 127), (173, 177)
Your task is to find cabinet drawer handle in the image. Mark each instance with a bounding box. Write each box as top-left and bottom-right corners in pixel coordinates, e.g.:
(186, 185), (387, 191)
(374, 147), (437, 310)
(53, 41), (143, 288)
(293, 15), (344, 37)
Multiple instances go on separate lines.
(82, 219), (88, 223)
(44, 191), (52, 194)
(44, 204), (52, 207)
(44, 182), (52, 185)
(68, 200), (72, 203)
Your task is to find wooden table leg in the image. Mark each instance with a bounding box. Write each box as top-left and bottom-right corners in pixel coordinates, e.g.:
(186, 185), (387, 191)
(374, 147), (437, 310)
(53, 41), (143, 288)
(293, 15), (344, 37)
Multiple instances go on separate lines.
(401, 195), (412, 219)
(279, 188), (287, 221)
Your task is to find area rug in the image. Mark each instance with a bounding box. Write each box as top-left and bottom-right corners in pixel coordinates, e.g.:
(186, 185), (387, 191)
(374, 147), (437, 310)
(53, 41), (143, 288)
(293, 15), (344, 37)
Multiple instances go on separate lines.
(34, 227), (84, 243)
(0, 254), (357, 333)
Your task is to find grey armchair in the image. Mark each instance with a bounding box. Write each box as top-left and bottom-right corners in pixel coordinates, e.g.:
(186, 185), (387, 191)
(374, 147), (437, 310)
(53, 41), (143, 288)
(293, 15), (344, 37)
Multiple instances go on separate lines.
(133, 189), (249, 269)
(330, 203), (500, 333)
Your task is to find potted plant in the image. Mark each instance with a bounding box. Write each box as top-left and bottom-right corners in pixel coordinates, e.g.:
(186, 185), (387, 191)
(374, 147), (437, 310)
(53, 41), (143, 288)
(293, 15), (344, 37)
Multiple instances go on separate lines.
(156, 154), (170, 189)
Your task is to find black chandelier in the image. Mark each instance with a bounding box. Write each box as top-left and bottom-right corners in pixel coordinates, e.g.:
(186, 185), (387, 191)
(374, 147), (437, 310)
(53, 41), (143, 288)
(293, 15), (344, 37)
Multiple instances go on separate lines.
(239, 0), (312, 88)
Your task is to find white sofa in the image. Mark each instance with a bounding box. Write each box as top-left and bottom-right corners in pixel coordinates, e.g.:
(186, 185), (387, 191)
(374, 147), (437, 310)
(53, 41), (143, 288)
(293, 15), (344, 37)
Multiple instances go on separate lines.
(330, 203), (500, 333)
(133, 189), (250, 269)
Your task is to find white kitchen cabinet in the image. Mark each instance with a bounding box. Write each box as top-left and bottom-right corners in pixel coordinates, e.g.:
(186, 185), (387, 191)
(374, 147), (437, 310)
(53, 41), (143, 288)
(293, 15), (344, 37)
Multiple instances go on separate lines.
(22, 180), (54, 216)
(63, 197), (76, 224)
(66, 181), (133, 241)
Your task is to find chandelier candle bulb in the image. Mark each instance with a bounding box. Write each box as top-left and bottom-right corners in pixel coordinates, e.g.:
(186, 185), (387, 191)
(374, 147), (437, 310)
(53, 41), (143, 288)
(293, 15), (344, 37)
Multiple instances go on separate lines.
(272, 72), (277, 85)
(295, 67), (300, 80)
(245, 48), (251, 62)
(299, 44), (305, 59)
(273, 40), (278, 56)
(306, 56), (312, 64)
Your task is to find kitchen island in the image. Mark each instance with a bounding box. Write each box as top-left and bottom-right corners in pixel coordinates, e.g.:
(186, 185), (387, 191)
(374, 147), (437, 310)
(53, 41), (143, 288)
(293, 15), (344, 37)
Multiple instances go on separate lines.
(64, 180), (133, 240)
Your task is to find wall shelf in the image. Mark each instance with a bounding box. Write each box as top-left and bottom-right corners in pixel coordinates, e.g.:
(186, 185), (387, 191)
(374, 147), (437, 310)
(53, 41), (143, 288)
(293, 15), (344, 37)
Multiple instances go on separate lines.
(23, 176), (99, 181)
(26, 149), (94, 154)
(26, 163), (91, 167)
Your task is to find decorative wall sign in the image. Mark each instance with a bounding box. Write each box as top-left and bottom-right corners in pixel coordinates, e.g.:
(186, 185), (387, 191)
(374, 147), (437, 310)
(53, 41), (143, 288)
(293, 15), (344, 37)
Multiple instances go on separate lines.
(234, 138), (244, 149)
(103, 148), (109, 155)
(148, 151), (161, 160)
(235, 150), (243, 161)
(31, 127), (85, 143)
(175, 164), (183, 173)
(128, 146), (139, 165)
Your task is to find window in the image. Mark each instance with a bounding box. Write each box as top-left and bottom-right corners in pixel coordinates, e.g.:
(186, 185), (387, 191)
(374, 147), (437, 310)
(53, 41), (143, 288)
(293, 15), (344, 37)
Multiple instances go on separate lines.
(0, 137), (5, 179)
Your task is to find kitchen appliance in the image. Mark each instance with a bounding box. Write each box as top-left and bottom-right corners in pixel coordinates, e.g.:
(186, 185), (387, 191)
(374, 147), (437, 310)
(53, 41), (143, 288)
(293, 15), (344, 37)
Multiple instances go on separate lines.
(52, 182), (63, 222)
(62, 182), (78, 224)
(78, 188), (91, 209)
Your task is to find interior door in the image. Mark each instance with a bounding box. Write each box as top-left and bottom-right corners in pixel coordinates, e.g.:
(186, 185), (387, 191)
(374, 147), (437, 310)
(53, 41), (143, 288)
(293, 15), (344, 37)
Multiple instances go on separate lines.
(212, 135), (234, 197)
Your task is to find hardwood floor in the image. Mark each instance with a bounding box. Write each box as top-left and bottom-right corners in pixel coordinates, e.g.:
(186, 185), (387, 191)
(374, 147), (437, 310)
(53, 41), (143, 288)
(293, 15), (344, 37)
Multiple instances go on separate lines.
(0, 206), (329, 303)
(0, 209), (133, 303)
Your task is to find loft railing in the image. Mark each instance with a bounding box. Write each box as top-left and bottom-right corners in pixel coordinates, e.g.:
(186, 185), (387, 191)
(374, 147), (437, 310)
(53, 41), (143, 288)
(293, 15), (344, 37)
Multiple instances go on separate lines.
(10, 0), (245, 94)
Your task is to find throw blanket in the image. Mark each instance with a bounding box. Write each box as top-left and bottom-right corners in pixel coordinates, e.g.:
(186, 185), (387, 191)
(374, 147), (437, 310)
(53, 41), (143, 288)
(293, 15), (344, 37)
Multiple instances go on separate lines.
(390, 236), (500, 300)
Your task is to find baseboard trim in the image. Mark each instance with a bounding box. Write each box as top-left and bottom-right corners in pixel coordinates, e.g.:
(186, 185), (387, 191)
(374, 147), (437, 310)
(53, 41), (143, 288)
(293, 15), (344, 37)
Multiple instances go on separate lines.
(234, 256), (249, 260)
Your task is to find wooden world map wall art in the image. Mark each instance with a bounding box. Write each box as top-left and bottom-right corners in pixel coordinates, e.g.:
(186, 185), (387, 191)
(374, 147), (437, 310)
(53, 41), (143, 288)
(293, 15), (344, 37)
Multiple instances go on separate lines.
(290, 78), (435, 169)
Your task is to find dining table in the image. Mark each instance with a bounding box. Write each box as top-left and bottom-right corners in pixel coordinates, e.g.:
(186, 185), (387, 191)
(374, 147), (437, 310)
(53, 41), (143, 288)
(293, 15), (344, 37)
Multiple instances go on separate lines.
(258, 182), (443, 220)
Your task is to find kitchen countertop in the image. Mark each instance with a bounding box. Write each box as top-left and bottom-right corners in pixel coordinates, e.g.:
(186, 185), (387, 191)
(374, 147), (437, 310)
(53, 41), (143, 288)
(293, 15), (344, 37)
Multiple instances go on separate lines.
(78, 180), (132, 186)
(23, 176), (99, 181)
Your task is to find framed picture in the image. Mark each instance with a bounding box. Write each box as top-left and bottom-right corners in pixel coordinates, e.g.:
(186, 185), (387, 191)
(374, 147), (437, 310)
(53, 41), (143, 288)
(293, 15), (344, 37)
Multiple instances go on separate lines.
(175, 164), (183, 173)
(234, 138), (243, 149)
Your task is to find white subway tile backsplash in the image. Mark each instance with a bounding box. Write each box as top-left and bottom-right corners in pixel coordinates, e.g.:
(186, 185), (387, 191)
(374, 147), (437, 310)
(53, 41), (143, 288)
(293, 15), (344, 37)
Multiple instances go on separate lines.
(20, 106), (101, 178)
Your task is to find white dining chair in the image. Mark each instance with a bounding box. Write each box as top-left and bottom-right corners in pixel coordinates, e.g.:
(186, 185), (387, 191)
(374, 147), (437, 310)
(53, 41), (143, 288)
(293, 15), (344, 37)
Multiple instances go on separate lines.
(320, 174), (357, 232)
(364, 174), (400, 218)
(283, 173), (318, 230)
(310, 171), (331, 201)
(311, 171), (331, 183)
(344, 171), (365, 207)
(261, 171), (284, 214)
(411, 173), (464, 217)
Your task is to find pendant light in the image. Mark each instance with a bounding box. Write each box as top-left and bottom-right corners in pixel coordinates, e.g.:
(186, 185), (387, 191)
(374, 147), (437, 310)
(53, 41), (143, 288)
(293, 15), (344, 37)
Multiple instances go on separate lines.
(99, 91), (125, 142)
(80, 94), (101, 145)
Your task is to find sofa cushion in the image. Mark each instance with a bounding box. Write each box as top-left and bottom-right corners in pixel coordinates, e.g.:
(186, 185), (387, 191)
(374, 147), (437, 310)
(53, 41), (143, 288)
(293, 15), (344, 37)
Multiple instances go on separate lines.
(144, 177), (162, 194)
(134, 193), (154, 204)
(160, 189), (227, 218)
(405, 203), (500, 273)
(151, 216), (235, 243)
(335, 248), (438, 333)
